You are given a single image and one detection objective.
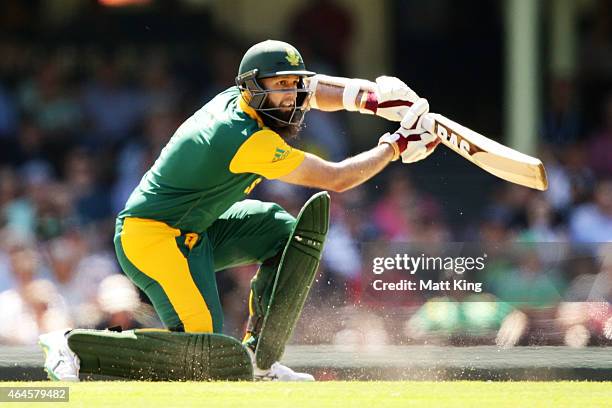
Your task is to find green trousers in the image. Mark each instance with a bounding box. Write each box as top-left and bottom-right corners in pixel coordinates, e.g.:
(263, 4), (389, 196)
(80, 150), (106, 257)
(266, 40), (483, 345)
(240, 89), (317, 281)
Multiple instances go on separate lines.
(113, 199), (295, 335)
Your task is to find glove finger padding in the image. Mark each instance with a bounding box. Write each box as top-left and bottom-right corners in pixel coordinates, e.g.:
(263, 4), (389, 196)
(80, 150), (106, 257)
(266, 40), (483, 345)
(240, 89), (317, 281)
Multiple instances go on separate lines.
(366, 76), (422, 122)
(375, 76), (419, 102)
(399, 98), (429, 132)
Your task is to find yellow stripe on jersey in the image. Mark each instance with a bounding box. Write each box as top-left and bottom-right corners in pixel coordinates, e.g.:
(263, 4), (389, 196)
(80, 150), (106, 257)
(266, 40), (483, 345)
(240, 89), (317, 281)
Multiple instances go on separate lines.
(229, 129), (305, 179)
(120, 217), (214, 332)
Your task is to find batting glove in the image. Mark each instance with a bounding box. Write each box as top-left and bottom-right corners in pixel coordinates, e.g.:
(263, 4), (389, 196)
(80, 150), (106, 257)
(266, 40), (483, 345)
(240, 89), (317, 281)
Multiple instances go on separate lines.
(361, 76), (421, 122)
(378, 99), (440, 163)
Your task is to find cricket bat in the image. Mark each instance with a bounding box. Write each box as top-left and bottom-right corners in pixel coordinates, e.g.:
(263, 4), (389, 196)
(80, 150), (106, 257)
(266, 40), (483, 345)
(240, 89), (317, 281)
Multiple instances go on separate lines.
(421, 113), (548, 191)
(313, 76), (548, 190)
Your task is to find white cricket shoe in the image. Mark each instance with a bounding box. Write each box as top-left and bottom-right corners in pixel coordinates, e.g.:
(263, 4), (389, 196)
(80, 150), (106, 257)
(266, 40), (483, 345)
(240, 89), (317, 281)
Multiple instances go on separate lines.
(38, 330), (80, 382)
(247, 347), (314, 381)
(254, 361), (315, 381)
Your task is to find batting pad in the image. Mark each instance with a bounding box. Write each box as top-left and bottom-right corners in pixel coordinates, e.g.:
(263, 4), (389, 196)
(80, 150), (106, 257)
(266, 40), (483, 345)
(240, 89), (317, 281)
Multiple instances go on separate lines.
(255, 191), (330, 369)
(67, 329), (253, 381)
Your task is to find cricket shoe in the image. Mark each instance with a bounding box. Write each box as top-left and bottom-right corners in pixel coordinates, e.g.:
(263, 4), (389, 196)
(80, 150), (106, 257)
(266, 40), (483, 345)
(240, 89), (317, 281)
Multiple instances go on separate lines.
(38, 329), (80, 382)
(246, 348), (314, 381)
(254, 361), (315, 381)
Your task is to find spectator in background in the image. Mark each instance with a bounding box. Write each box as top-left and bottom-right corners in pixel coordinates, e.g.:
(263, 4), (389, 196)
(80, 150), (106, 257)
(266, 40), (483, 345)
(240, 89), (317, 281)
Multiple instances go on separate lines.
(518, 194), (569, 267)
(81, 58), (146, 147)
(321, 190), (364, 298)
(45, 231), (117, 326)
(474, 206), (516, 293)
(10, 119), (53, 174)
(141, 53), (181, 114)
(541, 147), (573, 213)
(469, 205), (511, 244)
(489, 248), (566, 346)
(519, 195), (566, 243)
(289, 0), (354, 74)
(0, 83), (17, 138)
(406, 294), (514, 346)
(0, 245), (71, 345)
(63, 148), (111, 225)
(17, 61), (82, 137)
(413, 214), (451, 244)
(0, 278), (71, 345)
(587, 93), (612, 178)
(46, 233), (86, 307)
(562, 144), (596, 208)
(201, 43), (241, 102)
(372, 171), (441, 241)
(30, 180), (75, 240)
(96, 274), (142, 330)
(297, 110), (349, 162)
(0, 246), (11, 294)
(0, 167), (35, 241)
(557, 244), (612, 346)
(580, 1), (612, 109)
(111, 108), (176, 214)
(541, 77), (581, 147)
(489, 184), (534, 228)
(569, 179), (612, 243)
(490, 248), (565, 306)
(0, 244), (39, 297)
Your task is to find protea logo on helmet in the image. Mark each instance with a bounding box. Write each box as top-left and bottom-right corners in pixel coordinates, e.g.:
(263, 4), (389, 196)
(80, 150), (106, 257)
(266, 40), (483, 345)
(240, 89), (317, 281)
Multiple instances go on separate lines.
(285, 47), (301, 66)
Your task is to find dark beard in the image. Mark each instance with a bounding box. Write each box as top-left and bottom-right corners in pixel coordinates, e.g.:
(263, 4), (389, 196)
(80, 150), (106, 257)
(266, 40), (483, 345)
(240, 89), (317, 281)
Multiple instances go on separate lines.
(260, 101), (302, 140)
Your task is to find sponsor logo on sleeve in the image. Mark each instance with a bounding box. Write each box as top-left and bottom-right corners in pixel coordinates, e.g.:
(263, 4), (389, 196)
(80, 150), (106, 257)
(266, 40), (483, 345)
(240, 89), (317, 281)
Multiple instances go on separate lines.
(272, 147), (291, 162)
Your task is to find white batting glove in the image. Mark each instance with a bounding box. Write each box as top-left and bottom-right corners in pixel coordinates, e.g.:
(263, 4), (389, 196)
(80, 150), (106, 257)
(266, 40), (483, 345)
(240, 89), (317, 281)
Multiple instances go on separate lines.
(360, 76), (421, 122)
(378, 100), (440, 163)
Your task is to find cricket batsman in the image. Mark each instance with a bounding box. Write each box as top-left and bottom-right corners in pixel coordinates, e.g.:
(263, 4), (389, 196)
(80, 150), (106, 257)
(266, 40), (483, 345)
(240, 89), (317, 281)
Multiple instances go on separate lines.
(38, 40), (439, 381)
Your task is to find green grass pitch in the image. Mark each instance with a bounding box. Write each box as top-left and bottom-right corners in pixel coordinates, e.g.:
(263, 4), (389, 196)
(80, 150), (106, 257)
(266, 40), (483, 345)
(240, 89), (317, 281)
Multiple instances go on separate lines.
(2, 381), (612, 407)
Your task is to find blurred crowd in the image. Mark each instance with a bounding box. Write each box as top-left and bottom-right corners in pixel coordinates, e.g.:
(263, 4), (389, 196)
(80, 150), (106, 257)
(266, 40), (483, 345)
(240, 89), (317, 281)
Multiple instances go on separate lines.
(1, 0), (612, 349)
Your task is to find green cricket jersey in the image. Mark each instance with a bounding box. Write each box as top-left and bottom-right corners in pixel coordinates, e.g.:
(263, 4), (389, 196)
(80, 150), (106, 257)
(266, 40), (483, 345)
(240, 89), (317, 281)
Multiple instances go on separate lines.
(118, 87), (305, 233)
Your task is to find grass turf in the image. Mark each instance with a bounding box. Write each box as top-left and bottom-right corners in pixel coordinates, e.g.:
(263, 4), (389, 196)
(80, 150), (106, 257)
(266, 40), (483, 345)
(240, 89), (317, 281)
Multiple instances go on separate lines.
(2, 381), (611, 407)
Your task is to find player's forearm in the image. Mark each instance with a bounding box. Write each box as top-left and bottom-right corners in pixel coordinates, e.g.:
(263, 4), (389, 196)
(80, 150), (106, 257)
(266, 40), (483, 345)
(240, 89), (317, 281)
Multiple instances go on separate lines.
(279, 142), (394, 193)
(331, 143), (394, 192)
(310, 83), (369, 112)
(308, 75), (375, 112)
(309, 82), (344, 111)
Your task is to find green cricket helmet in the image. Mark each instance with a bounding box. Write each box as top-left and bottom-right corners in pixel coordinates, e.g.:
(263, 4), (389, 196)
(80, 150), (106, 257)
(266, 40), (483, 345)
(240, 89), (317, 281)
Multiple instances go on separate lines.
(236, 40), (316, 127)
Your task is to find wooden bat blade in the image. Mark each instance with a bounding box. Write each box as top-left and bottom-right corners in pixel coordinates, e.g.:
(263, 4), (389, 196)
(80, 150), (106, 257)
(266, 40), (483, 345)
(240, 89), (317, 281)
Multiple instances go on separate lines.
(422, 113), (548, 191)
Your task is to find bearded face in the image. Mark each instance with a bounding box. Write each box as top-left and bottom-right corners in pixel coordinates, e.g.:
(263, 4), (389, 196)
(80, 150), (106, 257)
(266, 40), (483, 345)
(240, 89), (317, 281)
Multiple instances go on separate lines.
(260, 97), (302, 140)
(256, 75), (311, 140)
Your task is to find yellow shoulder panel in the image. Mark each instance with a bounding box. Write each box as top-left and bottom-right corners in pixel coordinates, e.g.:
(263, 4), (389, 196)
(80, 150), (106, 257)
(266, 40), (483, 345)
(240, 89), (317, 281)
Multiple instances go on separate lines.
(229, 129), (305, 179)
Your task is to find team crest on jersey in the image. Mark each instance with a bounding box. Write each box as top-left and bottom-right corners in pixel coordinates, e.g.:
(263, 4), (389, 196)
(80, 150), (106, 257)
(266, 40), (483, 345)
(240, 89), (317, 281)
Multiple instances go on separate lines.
(273, 147), (291, 162)
(285, 48), (301, 66)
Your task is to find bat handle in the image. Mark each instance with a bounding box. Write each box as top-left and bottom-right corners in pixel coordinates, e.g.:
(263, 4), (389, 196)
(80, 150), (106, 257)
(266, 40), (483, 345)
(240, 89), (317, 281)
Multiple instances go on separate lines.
(421, 113), (436, 134)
